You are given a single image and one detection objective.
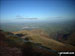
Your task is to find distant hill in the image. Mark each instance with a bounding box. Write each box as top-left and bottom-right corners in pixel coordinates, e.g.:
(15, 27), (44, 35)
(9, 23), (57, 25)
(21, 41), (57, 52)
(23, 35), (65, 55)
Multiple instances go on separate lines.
(65, 32), (75, 46)
(52, 31), (75, 46)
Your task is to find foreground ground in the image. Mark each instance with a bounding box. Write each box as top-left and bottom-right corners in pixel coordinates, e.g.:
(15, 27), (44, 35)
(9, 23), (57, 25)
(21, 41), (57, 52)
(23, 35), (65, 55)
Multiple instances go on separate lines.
(0, 29), (75, 56)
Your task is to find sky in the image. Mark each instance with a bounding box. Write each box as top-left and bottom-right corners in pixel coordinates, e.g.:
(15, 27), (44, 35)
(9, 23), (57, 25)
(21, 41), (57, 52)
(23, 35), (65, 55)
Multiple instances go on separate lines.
(0, 0), (75, 23)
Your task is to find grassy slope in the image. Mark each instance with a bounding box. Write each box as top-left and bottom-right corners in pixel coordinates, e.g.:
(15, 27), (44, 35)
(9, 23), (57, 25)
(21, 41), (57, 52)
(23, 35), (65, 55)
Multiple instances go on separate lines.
(0, 30), (58, 56)
(13, 30), (75, 51)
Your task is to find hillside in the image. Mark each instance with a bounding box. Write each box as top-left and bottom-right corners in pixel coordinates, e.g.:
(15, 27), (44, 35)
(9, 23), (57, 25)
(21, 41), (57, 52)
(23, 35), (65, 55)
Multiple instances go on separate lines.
(0, 30), (58, 56)
(13, 29), (75, 51)
(0, 29), (75, 56)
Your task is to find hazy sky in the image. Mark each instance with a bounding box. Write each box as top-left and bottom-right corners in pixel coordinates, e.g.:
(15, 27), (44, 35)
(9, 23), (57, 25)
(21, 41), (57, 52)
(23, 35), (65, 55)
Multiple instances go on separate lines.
(1, 0), (75, 23)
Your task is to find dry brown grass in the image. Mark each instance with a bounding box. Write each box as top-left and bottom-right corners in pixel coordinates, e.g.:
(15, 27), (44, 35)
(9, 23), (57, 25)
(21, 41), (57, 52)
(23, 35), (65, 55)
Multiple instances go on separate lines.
(13, 29), (75, 51)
